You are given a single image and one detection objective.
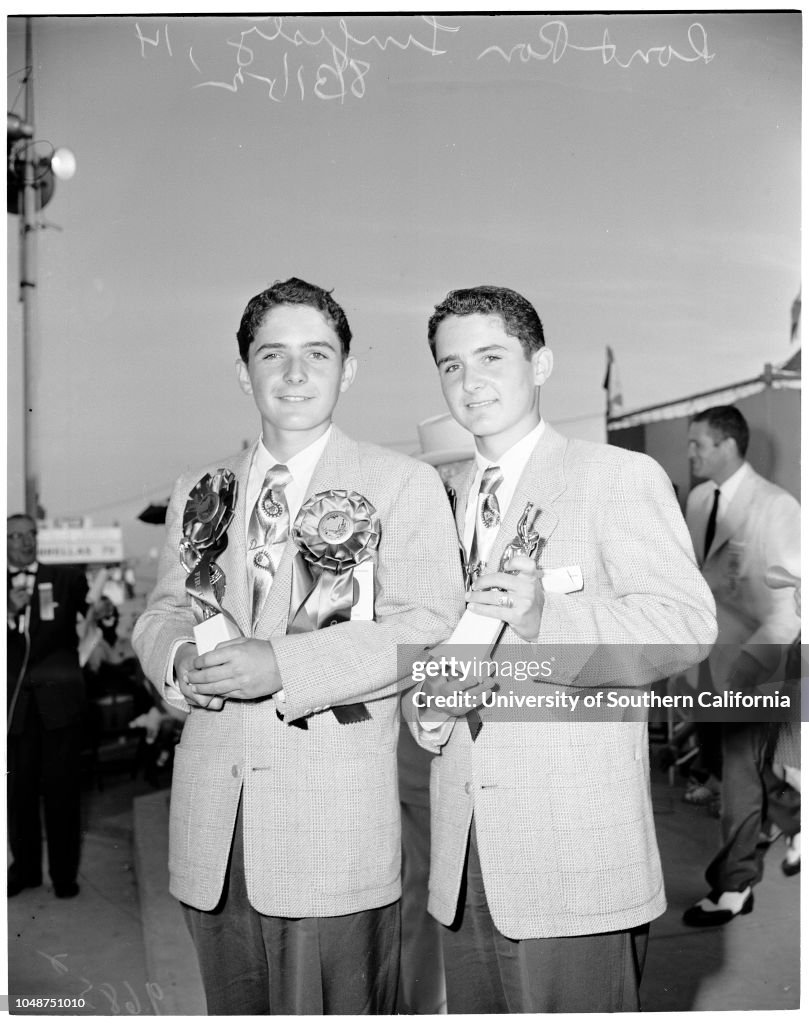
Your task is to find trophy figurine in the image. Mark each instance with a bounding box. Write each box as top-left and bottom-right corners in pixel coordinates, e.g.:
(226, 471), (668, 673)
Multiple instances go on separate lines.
(501, 502), (543, 572)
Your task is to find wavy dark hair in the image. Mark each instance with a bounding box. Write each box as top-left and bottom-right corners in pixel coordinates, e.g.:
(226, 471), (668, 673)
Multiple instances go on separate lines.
(237, 277), (352, 362)
(427, 285), (545, 360)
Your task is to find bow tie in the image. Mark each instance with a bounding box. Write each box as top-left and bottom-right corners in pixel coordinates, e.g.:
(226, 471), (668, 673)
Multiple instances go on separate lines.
(9, 569), (36, 588)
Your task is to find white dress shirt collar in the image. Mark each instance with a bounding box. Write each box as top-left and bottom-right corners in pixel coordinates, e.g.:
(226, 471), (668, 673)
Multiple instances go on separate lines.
(715, 461), (748, 510)
(247, 426), (333, 529)
(473, 419), (546, 481)
(464, 420), (546, 560)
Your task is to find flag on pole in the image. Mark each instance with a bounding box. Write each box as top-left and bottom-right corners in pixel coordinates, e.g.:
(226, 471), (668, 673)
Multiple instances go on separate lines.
(603, 346), (624, 418)
(790, 292), (801, 343)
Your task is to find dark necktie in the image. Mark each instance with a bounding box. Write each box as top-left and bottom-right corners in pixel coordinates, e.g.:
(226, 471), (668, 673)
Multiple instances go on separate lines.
(466, 466), (503, 589)
(248, 464), (292, 626)
(703, 487), (720, 561)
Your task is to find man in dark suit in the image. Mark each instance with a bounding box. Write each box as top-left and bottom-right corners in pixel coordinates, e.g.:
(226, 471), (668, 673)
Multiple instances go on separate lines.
(7, 513), (88, 898)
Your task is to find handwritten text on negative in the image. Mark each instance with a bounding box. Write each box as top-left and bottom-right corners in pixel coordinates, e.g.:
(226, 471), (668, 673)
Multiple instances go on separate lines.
(134, 17), (459, 103)
(134, 17), (715, 104)
(479, 21), (715, 69)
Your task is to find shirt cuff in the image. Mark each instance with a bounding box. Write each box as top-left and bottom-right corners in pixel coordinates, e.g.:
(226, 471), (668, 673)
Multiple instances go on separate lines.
(416, 714), (454, 749)
(166, 638), (195, 709)
(415, 682), (455, 745)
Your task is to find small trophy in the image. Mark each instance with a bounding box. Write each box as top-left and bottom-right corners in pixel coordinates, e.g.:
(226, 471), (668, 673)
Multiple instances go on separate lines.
(501, 502), (543, 571)
(439, 502), (544, 740)
(180, 469), (242, 654)
(451, 502), (544, 649)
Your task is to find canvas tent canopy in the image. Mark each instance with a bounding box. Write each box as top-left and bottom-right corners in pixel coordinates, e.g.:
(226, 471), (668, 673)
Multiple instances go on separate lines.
(607, 356), (800, 507)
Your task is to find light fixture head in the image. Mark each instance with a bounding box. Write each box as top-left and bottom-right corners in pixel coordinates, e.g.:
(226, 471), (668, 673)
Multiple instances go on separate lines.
(7, 112), (33, 140)
(51, 146), (76, 181)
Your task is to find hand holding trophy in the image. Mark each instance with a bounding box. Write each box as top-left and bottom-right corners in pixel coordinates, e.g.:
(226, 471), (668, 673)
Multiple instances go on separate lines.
(428, 503), (545, 739)
(467, 502), (545, 646)
(179, 469), (241, 654)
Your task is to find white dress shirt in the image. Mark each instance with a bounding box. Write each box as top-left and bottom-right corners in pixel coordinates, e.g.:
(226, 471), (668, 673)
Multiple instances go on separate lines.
(462, 420), (546, 568)
(699, 461), (748, 555)
(713, 460), (749, 514)
(421, 421), (545, 737)
(247, 426), (333, 539)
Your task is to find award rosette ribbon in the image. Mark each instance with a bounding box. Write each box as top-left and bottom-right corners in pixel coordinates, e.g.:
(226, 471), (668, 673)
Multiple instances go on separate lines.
(288, 489), (380, 724)
(179, 469), (242, 653)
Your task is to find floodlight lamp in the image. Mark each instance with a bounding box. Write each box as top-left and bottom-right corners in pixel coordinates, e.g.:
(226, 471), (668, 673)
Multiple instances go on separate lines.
(51, 147), (76, 181)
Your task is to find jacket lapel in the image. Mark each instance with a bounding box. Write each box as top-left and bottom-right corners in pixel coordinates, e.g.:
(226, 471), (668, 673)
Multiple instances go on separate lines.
(706, 466), (757, 560)
(487, 425), (566, 572)
(253, 427), (361, 639)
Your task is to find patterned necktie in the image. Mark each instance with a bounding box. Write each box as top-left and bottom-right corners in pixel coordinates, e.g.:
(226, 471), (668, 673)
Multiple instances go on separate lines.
(248, 464), (292, 626)
(466, 466), (503, 588)
(703, 487), (720, 561)
(464, 466), (503, 742)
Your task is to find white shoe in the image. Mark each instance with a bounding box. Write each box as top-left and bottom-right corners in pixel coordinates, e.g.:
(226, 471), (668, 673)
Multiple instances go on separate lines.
(783, 832), (801, 876)
(683, 887), (753, 927)
(695, 888), (751, 914)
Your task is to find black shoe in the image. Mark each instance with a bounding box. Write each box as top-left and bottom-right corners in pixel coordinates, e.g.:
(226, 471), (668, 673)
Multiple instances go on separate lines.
(682, 889), (753, 927)
(54, 881), (80, 899)
(8, 872), (42, 897)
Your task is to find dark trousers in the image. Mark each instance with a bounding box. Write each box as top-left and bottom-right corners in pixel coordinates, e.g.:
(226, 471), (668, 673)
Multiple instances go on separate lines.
(706, 723), (801, 893)
(442, 821), (649, 1013)
(693, 722), (724, 781)
(398, 799), (446, 1014)
(692, 662), (724, 781)
(182, 801), (401, 1015)
(7, 702), (82, 888)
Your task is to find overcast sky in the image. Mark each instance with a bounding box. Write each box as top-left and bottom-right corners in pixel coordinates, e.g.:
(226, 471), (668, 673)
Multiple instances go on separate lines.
(5, 11), (800, 566)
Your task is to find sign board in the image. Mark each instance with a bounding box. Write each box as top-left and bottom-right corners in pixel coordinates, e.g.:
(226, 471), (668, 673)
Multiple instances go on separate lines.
(37, 527), (124, 565)
(51, 516), (91, 529)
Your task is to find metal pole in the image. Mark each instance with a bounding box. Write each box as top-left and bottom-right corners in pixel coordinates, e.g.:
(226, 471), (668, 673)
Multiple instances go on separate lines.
(21, 16), (40, 519)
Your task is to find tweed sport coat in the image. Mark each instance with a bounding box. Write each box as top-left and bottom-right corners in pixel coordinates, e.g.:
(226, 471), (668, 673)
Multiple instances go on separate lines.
(414, 424), (717, 940)
(133, 426), (465, 917)
(686, 465), (800, 688)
